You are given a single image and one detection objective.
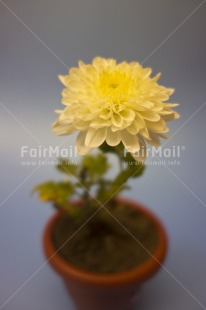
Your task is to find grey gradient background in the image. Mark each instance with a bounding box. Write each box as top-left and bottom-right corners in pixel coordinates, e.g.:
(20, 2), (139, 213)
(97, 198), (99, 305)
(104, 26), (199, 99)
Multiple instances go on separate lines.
(0, 0), (206, 309)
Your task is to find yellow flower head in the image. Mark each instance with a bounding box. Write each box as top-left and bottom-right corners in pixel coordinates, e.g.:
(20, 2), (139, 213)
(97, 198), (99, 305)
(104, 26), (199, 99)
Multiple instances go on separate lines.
(52, 57), (179, 161)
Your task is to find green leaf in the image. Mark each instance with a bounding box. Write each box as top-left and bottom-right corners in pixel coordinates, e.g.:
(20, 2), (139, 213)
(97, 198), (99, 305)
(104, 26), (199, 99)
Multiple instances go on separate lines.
(123, 152), (145, 178)
(33, 181), (74, 207)
(113, 170), (131, 187)
(82, 153), (109, 177)
(99, 142), (117, 154)
(102, 170), (130, 200)
(56, 158), (77, 175)
(126, 162), (145, 178)
(99, 142), (124, 155)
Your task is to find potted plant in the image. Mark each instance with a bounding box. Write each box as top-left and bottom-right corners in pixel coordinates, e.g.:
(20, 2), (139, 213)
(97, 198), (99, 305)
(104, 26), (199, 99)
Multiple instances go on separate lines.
(34, 57), (179, 310)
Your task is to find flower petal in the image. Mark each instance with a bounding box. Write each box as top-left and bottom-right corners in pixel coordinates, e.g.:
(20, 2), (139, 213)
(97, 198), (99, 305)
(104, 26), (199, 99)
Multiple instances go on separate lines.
(163, 103), (179, 108)
(174, 111), (180, 119)
(146, 131), (161, 147)
(100, 109), (112, 119)
(52, 119), (75, 135)
(90, 118), (111, 128)
(58, 75), (68, 87)
(161, 112), (179, 121)
(131, 138), (146, 162)
(73, 119), (91, 130)
(106, 128), (121, 146)
(121, 130), (140, 153)
(139, 126), (150, 140)
(111, 113), (123, 127)
(76, 131), (93, 155)
(146, 119), (169, 133)
(127, 122), (140, 135)
(85, 127), (107, 147)
(120, 109), (135, 121)
(158, 133), (169, 139)
(140, 110), (160, 122)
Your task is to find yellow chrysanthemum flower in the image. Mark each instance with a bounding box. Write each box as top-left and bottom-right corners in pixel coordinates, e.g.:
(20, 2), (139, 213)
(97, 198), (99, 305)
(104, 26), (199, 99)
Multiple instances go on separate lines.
(52, 57), (179, 161)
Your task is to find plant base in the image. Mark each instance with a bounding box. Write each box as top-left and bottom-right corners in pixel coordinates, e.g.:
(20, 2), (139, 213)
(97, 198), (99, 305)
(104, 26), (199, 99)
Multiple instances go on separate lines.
(52, 200), (158, 274)
(43, 198), (167, 310)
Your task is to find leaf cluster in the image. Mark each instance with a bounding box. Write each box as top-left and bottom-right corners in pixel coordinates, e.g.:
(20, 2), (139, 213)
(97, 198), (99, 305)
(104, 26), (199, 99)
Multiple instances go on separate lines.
(33, 143), (145, 215)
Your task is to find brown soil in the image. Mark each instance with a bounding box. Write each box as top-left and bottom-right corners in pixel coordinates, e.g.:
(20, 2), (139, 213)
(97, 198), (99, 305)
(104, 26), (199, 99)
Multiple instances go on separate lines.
(52, 201), (158, 274)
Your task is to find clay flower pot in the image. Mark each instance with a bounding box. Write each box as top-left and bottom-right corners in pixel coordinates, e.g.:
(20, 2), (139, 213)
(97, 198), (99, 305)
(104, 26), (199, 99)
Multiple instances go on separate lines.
(43, 198), (167, 310)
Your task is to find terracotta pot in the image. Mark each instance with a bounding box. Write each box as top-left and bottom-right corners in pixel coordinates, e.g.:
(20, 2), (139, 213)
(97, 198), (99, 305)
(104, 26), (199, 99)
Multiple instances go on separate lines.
(43, 198), (167, 310)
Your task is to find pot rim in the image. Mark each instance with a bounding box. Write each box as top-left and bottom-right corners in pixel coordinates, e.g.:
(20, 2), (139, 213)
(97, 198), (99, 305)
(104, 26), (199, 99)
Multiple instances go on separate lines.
(43, 197), (167, 287)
